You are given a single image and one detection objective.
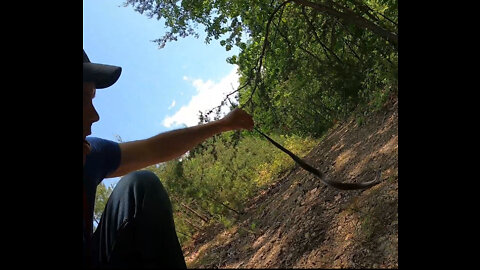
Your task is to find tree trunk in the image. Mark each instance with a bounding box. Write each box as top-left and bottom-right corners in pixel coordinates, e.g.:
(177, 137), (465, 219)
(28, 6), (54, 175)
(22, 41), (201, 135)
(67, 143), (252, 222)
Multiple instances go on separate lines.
(292, 0), (397, 47)
(206, 194), (243, 215)
(176, 230), (192, 238)
(301, 7), (343, 64)
(180, 202), (210, 223)
(183, 217), (202, 231)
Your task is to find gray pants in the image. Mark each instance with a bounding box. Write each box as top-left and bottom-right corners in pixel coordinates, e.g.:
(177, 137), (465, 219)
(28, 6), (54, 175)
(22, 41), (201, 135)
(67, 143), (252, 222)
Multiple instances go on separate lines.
(92, 170), (187, 268)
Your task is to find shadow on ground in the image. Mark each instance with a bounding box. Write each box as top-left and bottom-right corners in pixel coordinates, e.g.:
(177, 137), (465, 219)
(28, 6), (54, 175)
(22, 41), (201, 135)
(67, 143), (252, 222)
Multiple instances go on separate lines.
(184, 97), (398, 268)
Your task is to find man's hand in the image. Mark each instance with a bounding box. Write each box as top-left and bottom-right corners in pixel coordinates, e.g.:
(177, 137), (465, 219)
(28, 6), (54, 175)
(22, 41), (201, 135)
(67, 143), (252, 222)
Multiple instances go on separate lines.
(220, 108), (254, 131)
(107, 108), (254, 178)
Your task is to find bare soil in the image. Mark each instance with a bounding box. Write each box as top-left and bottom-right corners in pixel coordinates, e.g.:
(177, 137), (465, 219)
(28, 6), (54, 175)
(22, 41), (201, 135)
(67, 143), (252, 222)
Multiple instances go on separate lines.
(182, 96), (398, 268)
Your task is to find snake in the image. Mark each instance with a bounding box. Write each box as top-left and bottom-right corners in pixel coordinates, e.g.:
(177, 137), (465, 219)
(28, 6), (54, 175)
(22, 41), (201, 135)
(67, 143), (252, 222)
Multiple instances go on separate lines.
(254, 126), (381, 190)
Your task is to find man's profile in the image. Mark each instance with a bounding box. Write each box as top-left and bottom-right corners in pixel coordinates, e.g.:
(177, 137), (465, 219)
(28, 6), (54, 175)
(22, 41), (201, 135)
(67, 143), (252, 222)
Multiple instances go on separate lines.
(83, 49), (254, 268)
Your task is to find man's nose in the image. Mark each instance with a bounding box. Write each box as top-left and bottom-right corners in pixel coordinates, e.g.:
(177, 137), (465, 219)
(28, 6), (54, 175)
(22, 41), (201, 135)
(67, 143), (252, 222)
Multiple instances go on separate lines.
(92, 107), (100, 123)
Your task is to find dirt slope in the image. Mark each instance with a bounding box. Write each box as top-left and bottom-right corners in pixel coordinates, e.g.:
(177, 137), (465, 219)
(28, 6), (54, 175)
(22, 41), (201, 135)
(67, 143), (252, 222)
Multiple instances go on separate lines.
(183, 97), (398, 268)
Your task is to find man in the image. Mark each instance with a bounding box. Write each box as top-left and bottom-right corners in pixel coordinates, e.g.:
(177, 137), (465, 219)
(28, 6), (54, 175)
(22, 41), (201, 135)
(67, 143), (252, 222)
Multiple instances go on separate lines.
(83, 49), (254, 268)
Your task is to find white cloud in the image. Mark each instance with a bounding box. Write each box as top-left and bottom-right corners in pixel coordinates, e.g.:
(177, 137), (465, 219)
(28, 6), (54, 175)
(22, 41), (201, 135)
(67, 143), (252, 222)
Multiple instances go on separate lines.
(168, 100), (176, 110)
(163, 66), (239, 128)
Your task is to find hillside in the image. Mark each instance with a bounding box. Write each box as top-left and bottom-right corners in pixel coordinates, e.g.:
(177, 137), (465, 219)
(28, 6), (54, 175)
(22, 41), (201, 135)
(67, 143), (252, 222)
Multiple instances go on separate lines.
(182, 96), (398, 268)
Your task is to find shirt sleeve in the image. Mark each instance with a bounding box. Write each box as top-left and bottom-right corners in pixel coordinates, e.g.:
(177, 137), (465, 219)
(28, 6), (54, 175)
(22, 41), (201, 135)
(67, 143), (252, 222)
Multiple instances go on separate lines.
(84, 137), (121, 186)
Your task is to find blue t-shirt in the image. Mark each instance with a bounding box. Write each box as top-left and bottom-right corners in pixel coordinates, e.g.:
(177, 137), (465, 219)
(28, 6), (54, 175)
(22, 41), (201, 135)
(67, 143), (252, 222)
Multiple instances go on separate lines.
(83, 137), (121, 262)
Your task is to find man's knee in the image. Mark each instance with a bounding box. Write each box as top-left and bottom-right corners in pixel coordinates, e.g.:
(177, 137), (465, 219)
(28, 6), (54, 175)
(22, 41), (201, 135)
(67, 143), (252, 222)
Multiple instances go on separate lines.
(118, 170), (170, 206)
(120, 170), (159, 185)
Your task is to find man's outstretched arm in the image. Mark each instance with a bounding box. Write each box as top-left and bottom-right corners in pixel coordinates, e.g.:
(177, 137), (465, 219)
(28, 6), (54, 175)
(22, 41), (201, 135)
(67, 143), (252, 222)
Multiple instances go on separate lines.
(107, 108), (254, 178)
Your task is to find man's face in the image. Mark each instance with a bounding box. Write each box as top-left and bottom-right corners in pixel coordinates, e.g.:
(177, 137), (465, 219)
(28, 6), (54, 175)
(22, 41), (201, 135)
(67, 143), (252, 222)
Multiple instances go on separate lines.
(83, 82), (100, 165)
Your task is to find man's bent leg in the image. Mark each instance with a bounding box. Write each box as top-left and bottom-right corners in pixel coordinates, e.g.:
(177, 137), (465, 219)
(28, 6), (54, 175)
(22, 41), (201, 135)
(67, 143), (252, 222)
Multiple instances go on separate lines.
(92, 170), (187, 268)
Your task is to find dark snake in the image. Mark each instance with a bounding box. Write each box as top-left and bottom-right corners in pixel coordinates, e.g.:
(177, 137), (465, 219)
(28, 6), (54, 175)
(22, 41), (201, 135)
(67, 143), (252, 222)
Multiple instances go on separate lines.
(254, 126), (381, 190)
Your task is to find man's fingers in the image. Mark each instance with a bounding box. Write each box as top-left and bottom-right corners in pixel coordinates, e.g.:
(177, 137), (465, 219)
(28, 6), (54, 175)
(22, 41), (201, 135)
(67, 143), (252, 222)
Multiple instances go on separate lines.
(224, 108), (254, 131)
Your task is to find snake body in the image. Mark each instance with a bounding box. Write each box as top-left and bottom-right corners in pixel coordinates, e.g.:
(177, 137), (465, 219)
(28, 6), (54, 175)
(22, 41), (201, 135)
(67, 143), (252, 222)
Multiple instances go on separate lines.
(254, 127), (381, 190)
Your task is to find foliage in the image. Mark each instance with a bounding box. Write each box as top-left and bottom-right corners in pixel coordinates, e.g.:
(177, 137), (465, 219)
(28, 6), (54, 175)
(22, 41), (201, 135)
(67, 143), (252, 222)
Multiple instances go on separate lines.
(120, 0), (398, 246)
(146, 130), (319, 244)
(123, 0), (397, 137)
(94, 182), (114, 229)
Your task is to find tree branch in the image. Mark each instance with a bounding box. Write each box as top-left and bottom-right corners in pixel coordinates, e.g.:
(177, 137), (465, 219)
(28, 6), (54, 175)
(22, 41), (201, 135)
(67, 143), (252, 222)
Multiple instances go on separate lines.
(242, 0), (294, 109)
(292, 0), (397, 47)
(346, 0), (397, 27)
(301, 6), (343, 64)
(203, 0), (294, 118)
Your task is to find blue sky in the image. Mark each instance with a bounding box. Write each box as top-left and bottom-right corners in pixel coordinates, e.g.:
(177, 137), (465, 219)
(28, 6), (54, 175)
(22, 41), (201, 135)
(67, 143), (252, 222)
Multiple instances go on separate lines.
(83, 0), (240, 187)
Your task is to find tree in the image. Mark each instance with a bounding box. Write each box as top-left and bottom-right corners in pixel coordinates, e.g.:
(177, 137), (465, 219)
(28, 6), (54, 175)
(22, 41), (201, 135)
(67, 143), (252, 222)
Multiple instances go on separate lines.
(119, 0), (397, 247)
(122, 0), (397, 137)
(122, 0), (397, 49)
(94, 182), (114, 228)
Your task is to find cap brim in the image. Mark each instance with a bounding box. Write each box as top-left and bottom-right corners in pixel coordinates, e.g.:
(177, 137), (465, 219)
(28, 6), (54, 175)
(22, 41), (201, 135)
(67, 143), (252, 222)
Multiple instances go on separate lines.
(83, 62), (122, 89)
